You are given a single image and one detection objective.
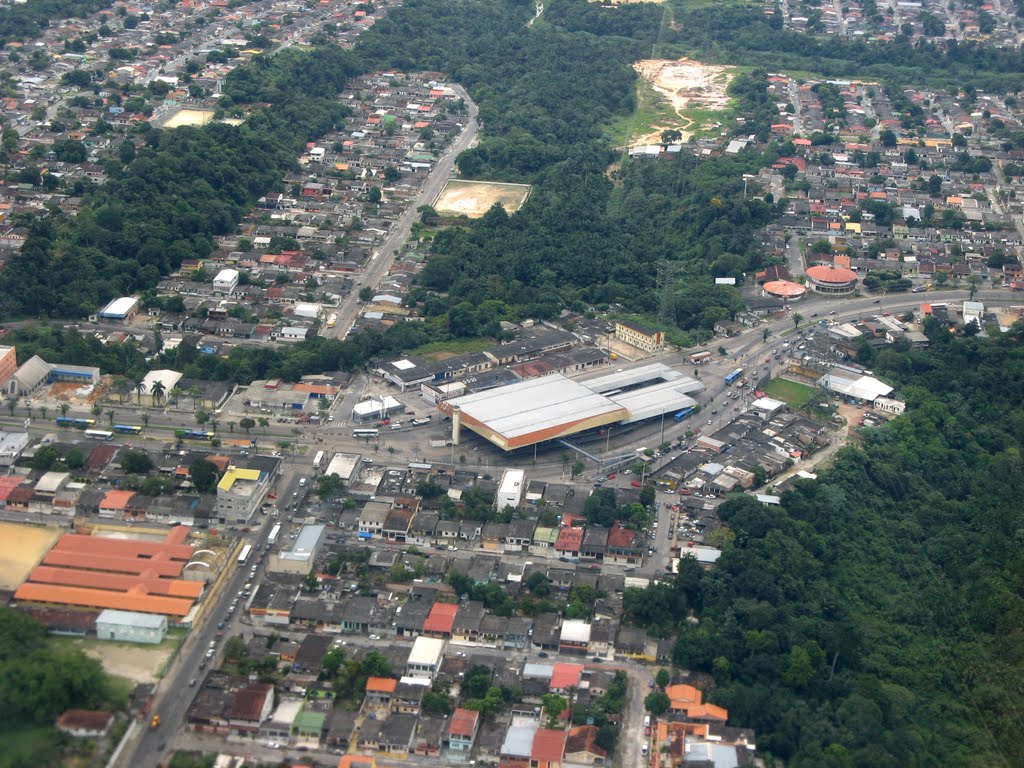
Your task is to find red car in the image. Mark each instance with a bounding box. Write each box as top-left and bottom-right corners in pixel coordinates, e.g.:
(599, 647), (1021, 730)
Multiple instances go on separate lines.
(607, 473), (616, 480)
(630, 480), (642, 488)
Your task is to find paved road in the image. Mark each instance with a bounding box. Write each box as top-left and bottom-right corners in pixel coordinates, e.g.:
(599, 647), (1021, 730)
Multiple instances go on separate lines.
(325, 89), (480, 341)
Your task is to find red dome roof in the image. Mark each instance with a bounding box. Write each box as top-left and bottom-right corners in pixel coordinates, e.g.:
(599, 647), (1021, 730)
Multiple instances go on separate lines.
(763, 280), (806, 298)
(806, 265), (858, 284)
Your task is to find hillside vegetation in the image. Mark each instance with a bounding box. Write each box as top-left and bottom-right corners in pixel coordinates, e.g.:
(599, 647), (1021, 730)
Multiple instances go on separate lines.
(626, 324), (1024, 766)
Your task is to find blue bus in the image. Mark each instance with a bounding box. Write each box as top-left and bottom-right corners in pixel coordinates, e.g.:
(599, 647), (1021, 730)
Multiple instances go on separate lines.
(56, 416), (96, 429)
(673, 407), (695, 422)
(113, 424), (143, 435)
(178, 429), (214, 441)
(724, 368), (744, 385)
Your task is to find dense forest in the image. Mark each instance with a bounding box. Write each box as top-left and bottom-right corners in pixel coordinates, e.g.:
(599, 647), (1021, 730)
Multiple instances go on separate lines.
(0, 608), (122, 767)
(624, 327), (1024, 766)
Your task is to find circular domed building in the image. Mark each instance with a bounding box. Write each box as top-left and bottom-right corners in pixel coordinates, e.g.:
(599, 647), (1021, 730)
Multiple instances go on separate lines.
(762, 279), (806, 302)
(805, 265), (858, 295)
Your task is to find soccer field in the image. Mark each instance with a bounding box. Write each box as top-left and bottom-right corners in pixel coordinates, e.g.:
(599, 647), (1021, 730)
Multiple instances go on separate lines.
(762, 378), (816, 409)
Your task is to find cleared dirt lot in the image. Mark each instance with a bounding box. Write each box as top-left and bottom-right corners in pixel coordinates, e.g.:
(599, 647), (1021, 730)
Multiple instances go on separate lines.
(55, 636), (180, 683)
(433, 179), (532, 218)
(159, 108), (217, 128)
(0, 522), (60, 589)
(632, 58), (734, 144)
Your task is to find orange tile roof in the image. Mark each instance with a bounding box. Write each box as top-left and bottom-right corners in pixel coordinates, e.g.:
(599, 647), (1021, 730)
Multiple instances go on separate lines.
(448, 707), (479, 737)
(666, 684), (702, 707)
(100, 490), (136, 510)
(531, 728), (567, 762)
(686, 703), (729, 721)
(365, 677), (397, 694)
(550, 662), (584, 691)
(423, 602), (458, 634)
(292, 383), (338, 395)
(13, 583), (195, 616)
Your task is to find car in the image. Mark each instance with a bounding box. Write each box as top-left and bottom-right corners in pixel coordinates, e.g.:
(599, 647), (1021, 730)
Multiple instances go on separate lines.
(810, 312), (818, 317)
(592, 656), (603, 662)
(623, 469), (632, 475)
(630, 480), (642, 488)
(606, 473), (616, 480)
(873, 298), (881, 304)
(189, 678), (197, 687)
(829, 310), (836, 315)
(369, 634), (381, 640)
(217, 622), (225, 630)
(642, 745), (649, 755)
(707, 419), (712, 425)
(649, 680), (655, 688)
(205, 649), (214, 658)
(538, 652), (549, 658)
(208, 640), (217, 648)
(447, 545), (458, 551)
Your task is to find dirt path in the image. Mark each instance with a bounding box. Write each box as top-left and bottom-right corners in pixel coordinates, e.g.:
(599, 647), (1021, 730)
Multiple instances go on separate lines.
(632, 58), (734, 145)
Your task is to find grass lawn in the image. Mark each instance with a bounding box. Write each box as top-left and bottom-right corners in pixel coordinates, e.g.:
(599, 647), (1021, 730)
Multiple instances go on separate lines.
(411, 337), (495, 360)
(607, 79), (679, 147)
(0, 727), (64, 767)
(763, 378), (817, 409)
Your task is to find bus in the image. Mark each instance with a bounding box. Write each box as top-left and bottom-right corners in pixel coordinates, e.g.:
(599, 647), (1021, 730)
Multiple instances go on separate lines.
(113, 424), (143, 435)
(673, 406), (695, 422)
(312, 450), (325, 470)
(179, 429), (214, 441)
(724, 368), (744, 385)
(352, 428), (379, 439)
(326, 313), (338, 329)
(238, 544), (253, 565)
(268, 524), (281, 546)
(84, 429), (114, 440)
(56, 416), (96, 429)
(689, 350), (713, 365)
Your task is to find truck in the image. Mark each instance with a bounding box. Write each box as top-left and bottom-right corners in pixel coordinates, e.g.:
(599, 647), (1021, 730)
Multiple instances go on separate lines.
(411, 418), (430, 426)
(430, 439), (452, 448)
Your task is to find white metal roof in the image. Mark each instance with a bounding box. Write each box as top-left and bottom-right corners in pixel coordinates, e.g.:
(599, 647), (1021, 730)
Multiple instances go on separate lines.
(324, 453), (360, 481)
(560, 619), (592, 643)
(408, 636), (445, 666)
(141, 369), (183, 395)
(819, 373), (893, 402)
(99, 296), (139, 318)
(581, 362), (684, 394)
(450, 376), (625, 441)
(608, 378), (703, 424)
(96, 609), (166, 629)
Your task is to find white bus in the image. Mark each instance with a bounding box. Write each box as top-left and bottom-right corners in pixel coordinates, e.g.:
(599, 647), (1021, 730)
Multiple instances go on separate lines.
(238, 544), (253, 565)
(312, 450), (325, 470)
(268, 524), (281, 546)
(352, 428), (379, 438)
(84, 429), (114, 440)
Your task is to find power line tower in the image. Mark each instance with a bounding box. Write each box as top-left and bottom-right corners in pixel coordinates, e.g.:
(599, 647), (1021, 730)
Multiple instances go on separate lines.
(656, 261), (685, 325)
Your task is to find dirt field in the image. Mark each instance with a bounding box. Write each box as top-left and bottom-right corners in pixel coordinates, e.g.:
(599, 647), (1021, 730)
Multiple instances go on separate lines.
(433, 179), (532, 218)
(0, 522), (60, 589)
(632, 58), (734, 144)
(160, 108), (216, 128)
(60, 636), (179, 683)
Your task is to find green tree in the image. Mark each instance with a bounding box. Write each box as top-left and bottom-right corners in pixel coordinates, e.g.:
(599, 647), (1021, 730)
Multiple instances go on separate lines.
(121, 450), (154, 474)
(655, 668), (670, 688)
(644, 690), (670, 716)
(239, 417), (256, 433)
(189, 458), (219, 493)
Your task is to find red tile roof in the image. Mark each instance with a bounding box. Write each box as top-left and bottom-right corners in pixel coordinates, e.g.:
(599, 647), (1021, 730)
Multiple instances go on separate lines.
(531, 728), (567, 762)
(100, 489), (136, 510)
(448, 707), (479, 738)
(550, 663), (584, 691)
(365, 677), (397, 694)
(554, 526), (584, 552)
(423, 602), (458, 634)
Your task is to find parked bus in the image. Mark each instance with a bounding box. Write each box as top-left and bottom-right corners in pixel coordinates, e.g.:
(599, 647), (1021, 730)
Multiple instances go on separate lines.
(268, 524), (281, 546)
(312, 450), (325, 470)
(673, 406), (695, 422)
(352, 428), (379, 439)
(689, 350), (713, 365)
(56, 416), (96, 429)
(238, 544), (253, 565)
(113, 424), (143, 435)
(724, 368), (744, 385)
(84, 429), (114, 440)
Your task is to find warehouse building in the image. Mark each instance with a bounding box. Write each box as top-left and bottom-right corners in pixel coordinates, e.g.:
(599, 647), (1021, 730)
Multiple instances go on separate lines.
(439, 363), (703, 451)
(97, 296), (140, 323)
(268, 524), (326, 574)
(95, 609), (168, 644)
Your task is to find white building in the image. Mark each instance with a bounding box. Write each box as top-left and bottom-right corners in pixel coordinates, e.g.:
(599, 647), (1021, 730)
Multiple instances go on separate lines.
(269, 524), (326, 574)
(213, 268), (240, 295)
(293, 302), (322, 320)
(323, 453), (361, 484)
(95, 609), (168, 644)
(496, 469), (526, 512)
(0, 430), (29, 466)
(406, 636), (445, 680)
(352, 396), (404, 423)
(138, 369), (183, 407)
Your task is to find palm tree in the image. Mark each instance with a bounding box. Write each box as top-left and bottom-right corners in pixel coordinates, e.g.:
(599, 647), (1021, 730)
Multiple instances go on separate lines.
(59, 402), (70, 418)
(188, 385), (202, 411)
(792, 312), (804, 330)
(134, 380), (147, 404)
(150, 380), (166, 405)
(258, 417), (269, 434)
(106, 409), (115, 426)
(141, 414), (150, 428)
(228, 421), (236, 433)
(169, 386), (182, 406)
(6, 399), (17, 417)
(210, 417), (219, 433)
(40, 405), (48, 420)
